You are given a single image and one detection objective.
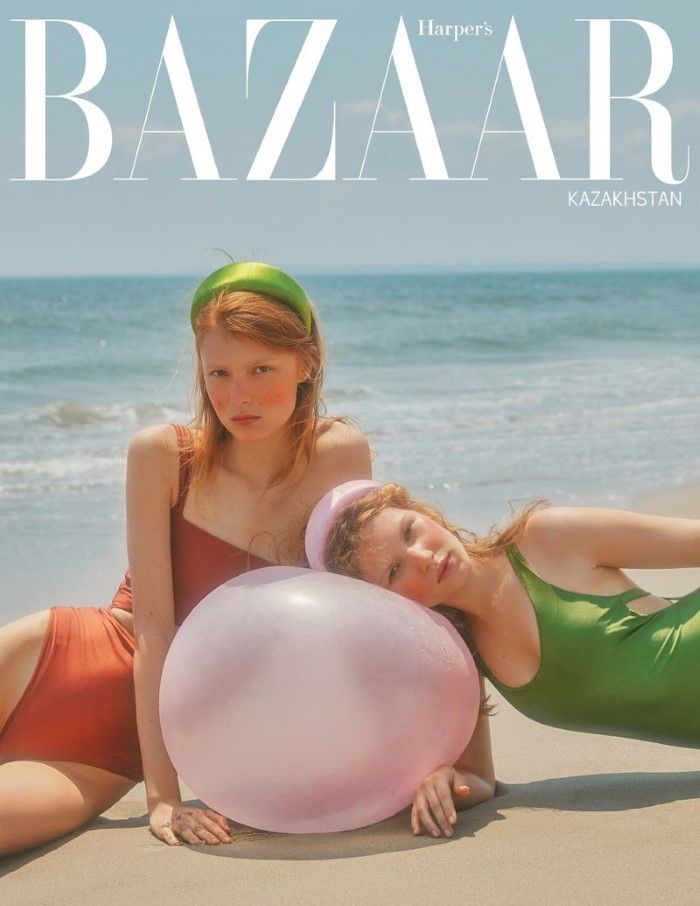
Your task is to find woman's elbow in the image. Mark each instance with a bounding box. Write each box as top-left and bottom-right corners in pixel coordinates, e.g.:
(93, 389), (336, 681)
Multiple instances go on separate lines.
(475, 776), (497, 805)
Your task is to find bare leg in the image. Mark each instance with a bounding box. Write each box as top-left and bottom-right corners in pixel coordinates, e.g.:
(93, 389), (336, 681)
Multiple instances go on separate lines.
(0, 760), (135, 856)
(0, 611), (136, 856)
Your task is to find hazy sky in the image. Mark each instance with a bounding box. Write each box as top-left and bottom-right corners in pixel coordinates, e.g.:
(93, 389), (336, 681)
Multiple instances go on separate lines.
(1, 0), (698, 275)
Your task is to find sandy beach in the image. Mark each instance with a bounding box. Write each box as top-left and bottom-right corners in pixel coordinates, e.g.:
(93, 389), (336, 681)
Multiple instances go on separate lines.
(2, 487), (698, 905)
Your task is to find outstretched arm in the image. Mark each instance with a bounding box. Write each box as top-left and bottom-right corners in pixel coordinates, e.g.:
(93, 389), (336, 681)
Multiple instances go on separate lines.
(528, 507), (700, 571)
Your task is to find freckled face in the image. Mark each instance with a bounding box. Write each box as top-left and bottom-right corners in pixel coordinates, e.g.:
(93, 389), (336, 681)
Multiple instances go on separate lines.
(355, 507), (468, 607)
(199, 328), (306, 442)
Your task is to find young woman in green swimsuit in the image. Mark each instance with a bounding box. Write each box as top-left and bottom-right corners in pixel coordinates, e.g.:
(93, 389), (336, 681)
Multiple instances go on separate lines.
(313, 482), (700, 839)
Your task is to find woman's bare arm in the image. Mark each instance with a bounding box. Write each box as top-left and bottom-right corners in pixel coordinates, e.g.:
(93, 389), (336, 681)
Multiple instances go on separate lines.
(452, 677), (496, 809)
(527, 507), (700, 571)
(410, 677), (496, 837)
(127, 426), (182, 810)
(127, 426), (232, 845)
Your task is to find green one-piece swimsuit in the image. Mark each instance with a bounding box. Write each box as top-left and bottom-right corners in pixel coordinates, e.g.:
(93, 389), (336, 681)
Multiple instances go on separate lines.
(480, 545), (700, 749)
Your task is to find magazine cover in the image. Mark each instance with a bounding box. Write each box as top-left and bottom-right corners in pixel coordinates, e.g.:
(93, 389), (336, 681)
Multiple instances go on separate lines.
(2, 1), (698, 899)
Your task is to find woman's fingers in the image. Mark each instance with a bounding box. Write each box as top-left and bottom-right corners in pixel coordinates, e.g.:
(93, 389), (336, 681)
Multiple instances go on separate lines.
(412, 770), (465, 837)
(193, 812), (233, 844)
(414, 789), (450, 837)
(179, 825), (202, 846)
(174, 808), (233, 845)
(205, 809), (233, 836)
(206, 823), (233, 844)
(414, 794), (442, 837)
(410, 800), (420, 835)
(148, 802), (231, 846)
(410, 799), (433, 836)
(425, 783), (454, 836)
(149, 819), (181, 846)
(156, 826), (181, 846)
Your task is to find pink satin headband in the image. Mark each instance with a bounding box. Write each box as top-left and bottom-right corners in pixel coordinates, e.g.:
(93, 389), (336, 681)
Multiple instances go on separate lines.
(305, 480), (381, 570)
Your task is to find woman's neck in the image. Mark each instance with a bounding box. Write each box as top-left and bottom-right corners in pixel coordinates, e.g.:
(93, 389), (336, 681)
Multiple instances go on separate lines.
(220, 432), (294, 492)
(448, 549), (512, 624)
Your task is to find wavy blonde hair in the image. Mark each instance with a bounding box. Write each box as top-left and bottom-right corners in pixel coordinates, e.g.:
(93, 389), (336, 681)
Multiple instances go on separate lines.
(186, 289), (329, 490)
(324, 482), (546, 666)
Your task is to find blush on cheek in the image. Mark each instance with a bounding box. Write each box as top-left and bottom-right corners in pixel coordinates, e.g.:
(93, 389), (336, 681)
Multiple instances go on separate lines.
(401, 577), (429, 603)
(206, 389), (228, 416)
(257, 387), (290, 406)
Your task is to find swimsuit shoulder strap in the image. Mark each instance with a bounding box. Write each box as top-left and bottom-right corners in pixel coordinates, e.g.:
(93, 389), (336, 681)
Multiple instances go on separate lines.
(170, 424), (193, 512)
(505, 543), (530, 581)
(506, 542), (650, 605)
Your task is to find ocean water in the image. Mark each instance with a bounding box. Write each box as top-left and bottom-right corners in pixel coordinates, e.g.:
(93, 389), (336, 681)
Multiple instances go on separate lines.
(1, 270), (699, 619)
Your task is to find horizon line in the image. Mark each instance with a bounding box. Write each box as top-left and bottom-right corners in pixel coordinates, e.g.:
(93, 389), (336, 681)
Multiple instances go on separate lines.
(1, 263), (699, 280)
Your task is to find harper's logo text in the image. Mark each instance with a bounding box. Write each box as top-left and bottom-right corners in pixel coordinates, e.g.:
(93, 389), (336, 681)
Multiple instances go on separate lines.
(417, 20), (494, 41)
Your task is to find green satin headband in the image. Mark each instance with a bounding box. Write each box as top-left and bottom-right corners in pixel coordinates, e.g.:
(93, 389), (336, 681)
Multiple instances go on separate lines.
(190, 262), (313, 335)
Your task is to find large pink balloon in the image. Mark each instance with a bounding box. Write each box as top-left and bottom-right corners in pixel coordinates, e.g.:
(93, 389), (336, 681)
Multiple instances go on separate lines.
(160, 567), (480, 833)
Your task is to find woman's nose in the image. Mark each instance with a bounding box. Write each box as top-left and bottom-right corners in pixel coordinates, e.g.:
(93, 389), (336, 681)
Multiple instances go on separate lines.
(230, 379), (251, 404)
(408, 544), (432, 571)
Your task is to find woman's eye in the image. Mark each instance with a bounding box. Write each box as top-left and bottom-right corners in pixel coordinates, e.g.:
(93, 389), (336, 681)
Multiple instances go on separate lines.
(388, 562), (400, 584)
(253, 365), (272, 374)
(209, 369), (228, 378)
(403, 519), (414, 541)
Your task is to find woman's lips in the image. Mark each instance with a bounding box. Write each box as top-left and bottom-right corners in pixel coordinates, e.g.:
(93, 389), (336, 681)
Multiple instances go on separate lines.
(438, 553), (452, 581)
(231, 415), (260, 426)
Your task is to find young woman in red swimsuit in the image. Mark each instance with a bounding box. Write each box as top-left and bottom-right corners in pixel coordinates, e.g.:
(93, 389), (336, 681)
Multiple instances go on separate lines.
(0, 262), (371, 856)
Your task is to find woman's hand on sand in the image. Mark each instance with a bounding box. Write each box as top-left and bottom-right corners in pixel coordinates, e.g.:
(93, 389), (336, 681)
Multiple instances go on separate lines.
(411, 766), (471, 838)
(149, 801), (233, 846)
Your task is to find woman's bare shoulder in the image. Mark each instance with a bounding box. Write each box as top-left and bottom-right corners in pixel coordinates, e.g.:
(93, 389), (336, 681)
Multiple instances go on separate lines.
(519, 505), (634, 568)
(129, 423), (181, 454)
(523, 505), (643, 543)
(127, 425), (183, 504)
(310, 419), (372, 483)
(518, 506), (587, 556)
(523, 504), (575, 531)
(316, 418), (369, 452)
